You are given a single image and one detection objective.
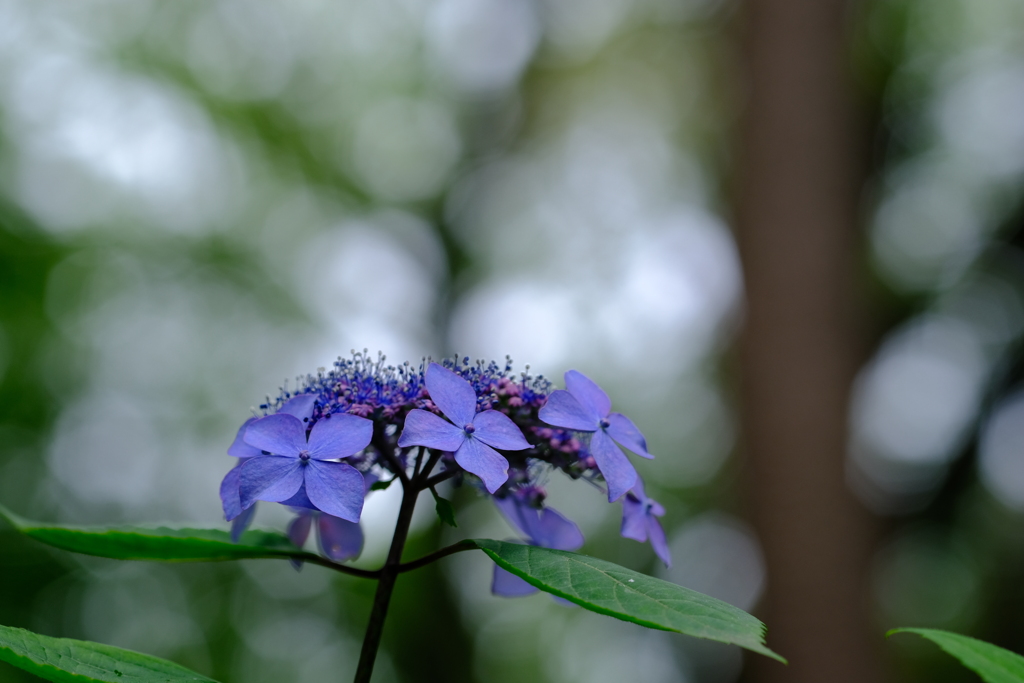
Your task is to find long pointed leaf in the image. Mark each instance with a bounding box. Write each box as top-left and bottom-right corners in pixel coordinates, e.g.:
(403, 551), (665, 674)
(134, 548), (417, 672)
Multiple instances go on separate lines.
(0, 623), (219, 683)
(470, 539), (785, 662)
(888, 628), (1024, 683)
(0, 503), (313, 563)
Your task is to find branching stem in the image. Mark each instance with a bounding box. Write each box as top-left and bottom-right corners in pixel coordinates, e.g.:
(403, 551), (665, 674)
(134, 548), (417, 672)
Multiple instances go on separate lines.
(350, 448), (455, 683)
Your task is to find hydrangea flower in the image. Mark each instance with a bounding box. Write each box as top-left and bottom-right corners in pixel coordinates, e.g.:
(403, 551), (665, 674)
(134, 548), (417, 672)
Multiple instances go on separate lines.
(221, 395), (319, 540)
(397, 363), (530, 493)
(539, 370), (653, 502)
(239, 411), (373, 523)
(218, 352), (666, 567)
(492, 492), (584, 597)
(621, 477), (671, 567)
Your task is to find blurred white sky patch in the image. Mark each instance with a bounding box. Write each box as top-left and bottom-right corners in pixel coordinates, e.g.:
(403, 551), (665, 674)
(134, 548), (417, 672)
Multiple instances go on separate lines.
(447, 102), (739, 379)
(425, 0), (540, 94)
(80, 563), (205, 663)
(449, 205), (740, 378)
(849, 268), (1024, 514)
(350, 96), (462, 202)
(871, 47), (1024, 294)
(7, 53), (244, 234)
(848, 316), (989, 513)
(935, 54), (1024, 180)
(979, 391), (1024, 512)
(48, 391), (163, 513)
(870, 158), (986, 292)
(186, 1), (298, 102)
(293, 212), (443, 364)
(542, 617), (685, 683)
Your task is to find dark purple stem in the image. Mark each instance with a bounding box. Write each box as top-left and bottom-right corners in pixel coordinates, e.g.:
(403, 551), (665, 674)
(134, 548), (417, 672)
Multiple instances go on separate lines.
(352, 450), (444, 683)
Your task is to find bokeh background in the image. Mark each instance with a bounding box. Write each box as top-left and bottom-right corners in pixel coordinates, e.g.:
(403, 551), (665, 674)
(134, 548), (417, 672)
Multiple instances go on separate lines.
(0, 1), (1023, 682)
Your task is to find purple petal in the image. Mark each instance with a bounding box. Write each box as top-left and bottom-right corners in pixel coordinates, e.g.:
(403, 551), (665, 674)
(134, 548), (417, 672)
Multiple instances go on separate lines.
(244, 414), (307, 456)
(472, 410), (530, 451)
(304, 460), (365, 522)
(538, 390), (598, 432)
(494, 496), (530, 538)
(240, 456), (305, 507)
(454, 437), (509, 493)
(220, 463), (244, 520)
(492, 565), (539, 597)
(307, 413), (373, 460)
(530, 508), (585, 551)
(647, 515), (672, 567)
(318, 514), (364, 562)
(564, 370), (612, 419)
(495, 498), (584, 550)
(280, 483), (317, 510)
(620, 496), (648, 543)
(230, 504), (256, 542)
(279, 394), (316, 420)
(589, 429), (638, 502)
(228, 419), (263, 458)
(287, 513), (313, 549)
(606, 413), (652, 459)
(425, 363), (478, 426)
(397, 409), (466, 451)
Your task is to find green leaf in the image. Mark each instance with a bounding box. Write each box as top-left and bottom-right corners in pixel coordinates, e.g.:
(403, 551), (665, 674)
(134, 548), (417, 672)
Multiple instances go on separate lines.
(369, 478), (394, 492)
(888, 628), (1024, 683)
(430, 488), (458, 528)
(0, 503), (315, 563)
(0, 622), (220, 683)
(470, 540), (785, 662)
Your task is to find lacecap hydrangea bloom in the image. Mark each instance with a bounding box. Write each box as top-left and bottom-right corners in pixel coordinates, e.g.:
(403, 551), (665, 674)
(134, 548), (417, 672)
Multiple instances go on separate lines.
(219, 352), (671, 578)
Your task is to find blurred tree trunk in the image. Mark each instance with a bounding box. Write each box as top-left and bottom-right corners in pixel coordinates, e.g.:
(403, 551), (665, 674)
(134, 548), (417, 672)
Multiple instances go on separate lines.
(733, 1), (883, 682)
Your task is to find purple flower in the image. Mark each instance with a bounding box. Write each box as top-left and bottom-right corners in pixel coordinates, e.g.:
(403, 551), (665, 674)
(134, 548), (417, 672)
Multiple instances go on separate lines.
(397, 363), (530, 493)
(621, 478), (671, 567)
(221, 395), (319, 540)
(491, 495), (584, 597)
(238, 411), (372, 523)
(538, 370), (653, 502)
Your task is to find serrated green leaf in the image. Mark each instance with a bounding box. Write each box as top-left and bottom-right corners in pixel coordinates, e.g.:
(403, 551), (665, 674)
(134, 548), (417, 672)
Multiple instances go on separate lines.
(430, 488), (457, 528)
(470, 540), (784, 662)
(0, 503), (315, 563)
(888, 628), (1024, 683)
(0, 623), (219, 683)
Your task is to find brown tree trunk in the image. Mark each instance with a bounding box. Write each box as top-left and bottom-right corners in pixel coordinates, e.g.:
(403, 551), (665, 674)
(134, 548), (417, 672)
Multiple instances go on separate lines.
(733, 1), (883, 682)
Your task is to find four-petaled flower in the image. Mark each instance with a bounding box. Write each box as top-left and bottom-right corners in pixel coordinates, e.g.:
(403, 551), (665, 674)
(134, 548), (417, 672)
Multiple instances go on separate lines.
(538, 370), (653, 501)
(221, 394), (318, 540)
(239, 411), (372, 523)
(397, 363), (530, 493)
(621, 477), (671, 567)
(491, 495), (584, 597)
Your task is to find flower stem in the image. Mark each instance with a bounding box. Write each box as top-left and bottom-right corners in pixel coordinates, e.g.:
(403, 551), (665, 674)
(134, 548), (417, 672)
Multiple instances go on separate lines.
(352, 477), (420, 683)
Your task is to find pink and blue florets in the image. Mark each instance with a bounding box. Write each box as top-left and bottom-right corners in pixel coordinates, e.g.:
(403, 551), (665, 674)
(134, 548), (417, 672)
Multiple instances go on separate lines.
(218, 351), (671, 574)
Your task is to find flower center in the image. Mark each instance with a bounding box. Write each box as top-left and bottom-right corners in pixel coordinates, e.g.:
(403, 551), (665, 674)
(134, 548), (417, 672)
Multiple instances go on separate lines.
(464, 423), (475, 434)
(298, 450), (311, 462)
(599, 418), (611, 429)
